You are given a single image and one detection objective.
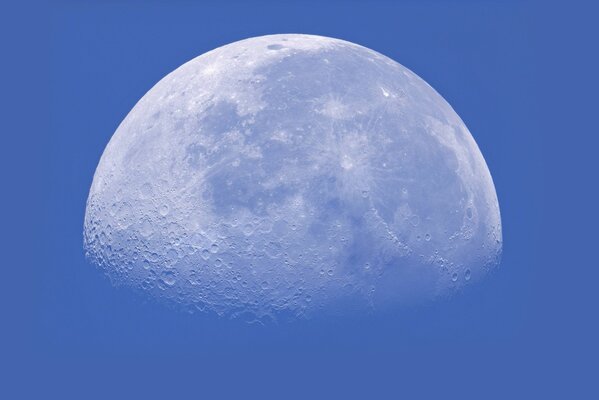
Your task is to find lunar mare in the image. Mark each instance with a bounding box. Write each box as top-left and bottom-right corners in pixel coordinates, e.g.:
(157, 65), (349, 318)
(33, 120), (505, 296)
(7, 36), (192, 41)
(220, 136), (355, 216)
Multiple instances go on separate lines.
(84, 34), (502, 319)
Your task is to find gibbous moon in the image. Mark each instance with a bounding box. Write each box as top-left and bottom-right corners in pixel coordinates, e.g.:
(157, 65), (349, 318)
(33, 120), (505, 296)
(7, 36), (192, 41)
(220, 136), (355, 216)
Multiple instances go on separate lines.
(84, 34), (502, 319)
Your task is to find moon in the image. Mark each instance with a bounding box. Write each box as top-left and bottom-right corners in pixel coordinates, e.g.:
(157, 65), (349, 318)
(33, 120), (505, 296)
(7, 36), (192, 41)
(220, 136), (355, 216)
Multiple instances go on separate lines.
(84, 34), (502, 319)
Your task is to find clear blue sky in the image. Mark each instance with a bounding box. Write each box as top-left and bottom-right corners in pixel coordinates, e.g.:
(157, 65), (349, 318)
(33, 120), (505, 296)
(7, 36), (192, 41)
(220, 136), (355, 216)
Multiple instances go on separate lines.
(6, 0), (598, 398)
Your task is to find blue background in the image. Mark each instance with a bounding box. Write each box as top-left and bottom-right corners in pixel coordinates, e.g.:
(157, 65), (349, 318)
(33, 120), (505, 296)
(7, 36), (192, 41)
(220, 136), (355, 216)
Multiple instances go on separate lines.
(7, 0), (598, 398)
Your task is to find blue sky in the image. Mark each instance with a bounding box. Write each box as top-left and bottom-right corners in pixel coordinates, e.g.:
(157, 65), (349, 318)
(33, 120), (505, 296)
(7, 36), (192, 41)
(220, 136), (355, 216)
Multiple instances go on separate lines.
(6, 0), (598, 398)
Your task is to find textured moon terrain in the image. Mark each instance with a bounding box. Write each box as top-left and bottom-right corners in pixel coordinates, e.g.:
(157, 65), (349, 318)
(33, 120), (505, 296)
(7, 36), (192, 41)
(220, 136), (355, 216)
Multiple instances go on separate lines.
(84, 34), (502, 319)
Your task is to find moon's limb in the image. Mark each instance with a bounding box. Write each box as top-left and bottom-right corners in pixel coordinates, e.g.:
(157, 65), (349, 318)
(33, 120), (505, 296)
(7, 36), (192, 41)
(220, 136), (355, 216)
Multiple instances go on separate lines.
(84, 34), (502, 319)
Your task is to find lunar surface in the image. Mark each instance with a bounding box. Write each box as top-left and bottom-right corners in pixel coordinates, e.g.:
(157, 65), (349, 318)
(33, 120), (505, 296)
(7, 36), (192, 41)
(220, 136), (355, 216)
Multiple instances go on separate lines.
(84, 34), (502, 319)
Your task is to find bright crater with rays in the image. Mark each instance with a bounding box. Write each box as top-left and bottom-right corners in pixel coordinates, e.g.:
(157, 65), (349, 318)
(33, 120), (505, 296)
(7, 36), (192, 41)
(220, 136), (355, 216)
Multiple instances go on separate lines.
(84, 34), (502, 320)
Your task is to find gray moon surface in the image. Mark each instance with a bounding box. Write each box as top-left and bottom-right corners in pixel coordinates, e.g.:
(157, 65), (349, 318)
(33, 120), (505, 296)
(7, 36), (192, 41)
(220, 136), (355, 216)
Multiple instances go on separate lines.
(84, 34), (502, 319)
